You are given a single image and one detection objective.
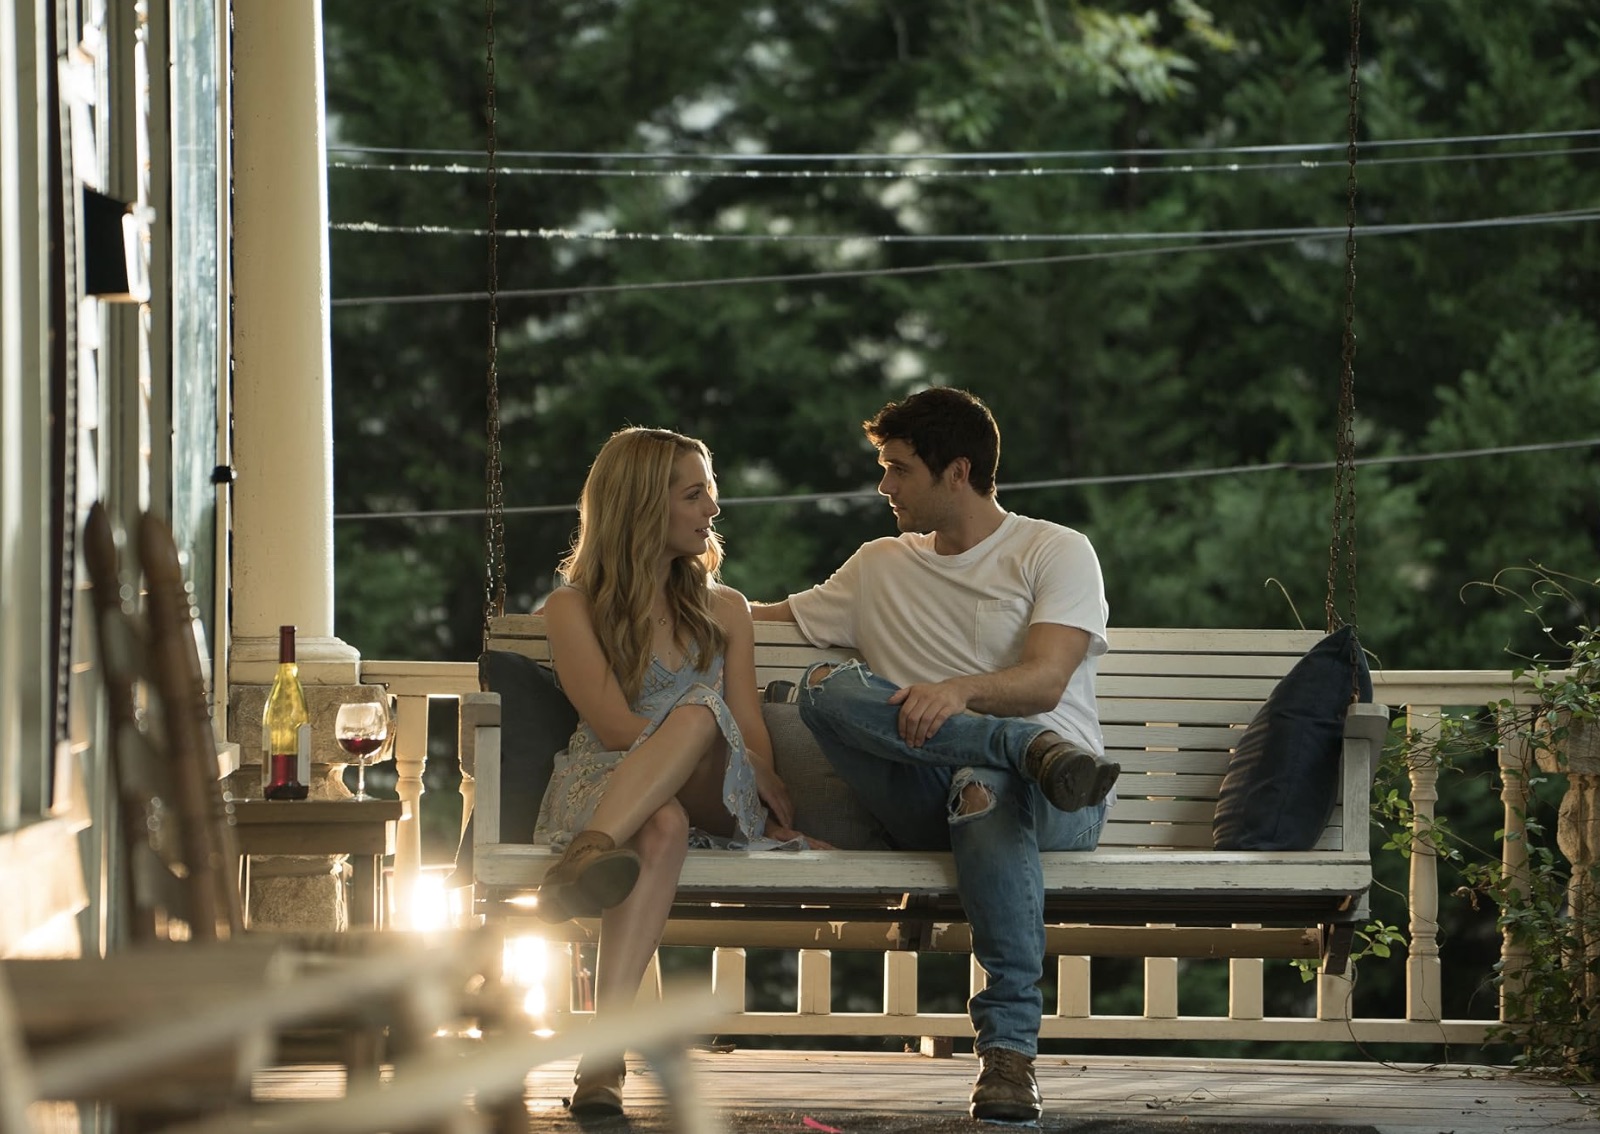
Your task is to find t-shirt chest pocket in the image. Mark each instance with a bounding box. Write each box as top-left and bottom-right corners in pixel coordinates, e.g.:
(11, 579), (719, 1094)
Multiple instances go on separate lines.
(973, 598), (1031, 668)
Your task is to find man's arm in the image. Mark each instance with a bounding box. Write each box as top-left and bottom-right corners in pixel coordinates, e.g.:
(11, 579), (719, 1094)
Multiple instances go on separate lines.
(890, 623), (1090, 747)
(749, 599), (795, 622)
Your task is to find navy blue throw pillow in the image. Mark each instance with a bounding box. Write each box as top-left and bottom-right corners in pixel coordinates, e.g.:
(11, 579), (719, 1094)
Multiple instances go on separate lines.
(451, 651), (579, 881)
(1212, 627), (1373, 851)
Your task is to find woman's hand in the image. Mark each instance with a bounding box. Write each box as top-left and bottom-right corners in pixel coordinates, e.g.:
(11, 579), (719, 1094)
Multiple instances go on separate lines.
(752, 761), (795, 830)
(763, 817), (834, 850)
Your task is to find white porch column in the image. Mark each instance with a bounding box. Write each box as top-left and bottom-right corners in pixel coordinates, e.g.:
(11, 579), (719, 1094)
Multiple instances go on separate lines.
(229, 0), (356, 685)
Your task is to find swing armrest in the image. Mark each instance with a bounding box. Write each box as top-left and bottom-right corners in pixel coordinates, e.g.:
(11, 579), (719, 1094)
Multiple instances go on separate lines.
(1343, 701), (1389, 749)
(1341, 701), (1387, 861)
(461, 691), (501, 846)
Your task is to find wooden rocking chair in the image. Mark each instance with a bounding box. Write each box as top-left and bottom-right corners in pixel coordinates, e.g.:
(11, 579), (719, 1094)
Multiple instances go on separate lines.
(0, 506), (495, 1128)
(26, 508), (720, 1126)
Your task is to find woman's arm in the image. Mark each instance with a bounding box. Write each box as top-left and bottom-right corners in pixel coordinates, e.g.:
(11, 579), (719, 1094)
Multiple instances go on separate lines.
(544, 587), (652, 751)
(714, 586), (794, 829)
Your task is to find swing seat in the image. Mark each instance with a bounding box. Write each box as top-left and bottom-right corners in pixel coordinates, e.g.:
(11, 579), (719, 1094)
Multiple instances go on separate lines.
(464, 618), (1386, 974)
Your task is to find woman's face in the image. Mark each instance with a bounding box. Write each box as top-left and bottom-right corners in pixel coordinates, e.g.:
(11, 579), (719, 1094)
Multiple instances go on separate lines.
(663, 449), (720, 561)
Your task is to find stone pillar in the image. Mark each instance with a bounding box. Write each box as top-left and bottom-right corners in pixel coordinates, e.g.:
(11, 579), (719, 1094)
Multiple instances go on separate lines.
(227, 0), (360, 929)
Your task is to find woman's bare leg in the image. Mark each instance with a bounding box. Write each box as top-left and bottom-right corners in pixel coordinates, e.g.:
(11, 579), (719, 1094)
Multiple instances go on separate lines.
(592, 801), (690, 1014)
(674, 738), (736, 838)
(585, 705), (719, 844)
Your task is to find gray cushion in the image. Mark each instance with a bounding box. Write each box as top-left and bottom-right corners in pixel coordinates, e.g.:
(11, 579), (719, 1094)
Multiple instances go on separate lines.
(1212, 626), (1374, 851)
(763, 701), (889, 850)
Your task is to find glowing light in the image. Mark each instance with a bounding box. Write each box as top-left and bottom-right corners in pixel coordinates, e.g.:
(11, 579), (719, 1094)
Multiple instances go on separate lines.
(408, 871), (451, 932)
(522, 986), (545, 1017)
(503, 933), (550, 1018)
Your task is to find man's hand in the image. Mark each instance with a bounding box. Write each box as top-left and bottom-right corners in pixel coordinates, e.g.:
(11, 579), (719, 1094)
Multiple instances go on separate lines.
(889, 679), (970, 747)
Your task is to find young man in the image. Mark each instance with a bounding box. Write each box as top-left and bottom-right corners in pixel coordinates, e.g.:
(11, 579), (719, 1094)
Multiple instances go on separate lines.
(752, 386), (1117, 1123)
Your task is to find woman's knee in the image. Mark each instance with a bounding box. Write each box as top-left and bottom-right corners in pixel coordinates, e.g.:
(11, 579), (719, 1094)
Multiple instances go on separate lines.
(666, 702), (719, 739)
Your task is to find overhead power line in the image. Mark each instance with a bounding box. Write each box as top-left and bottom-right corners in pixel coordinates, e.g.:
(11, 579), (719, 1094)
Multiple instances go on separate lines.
(328, 144), (1600, 182)
(332, 437), (1600, 523)
(331, 206), (1600, 245)
(330, 235), (1300, 307)
(329, 210), (1600, 307)
(324, 127), (1600, 164)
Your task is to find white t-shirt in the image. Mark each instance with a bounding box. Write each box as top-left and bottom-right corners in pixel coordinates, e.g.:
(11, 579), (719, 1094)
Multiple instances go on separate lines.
(787, 512), (1109, 757)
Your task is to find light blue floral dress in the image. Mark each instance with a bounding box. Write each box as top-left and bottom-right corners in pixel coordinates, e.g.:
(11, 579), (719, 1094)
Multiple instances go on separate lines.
(533, 650), (780, 849)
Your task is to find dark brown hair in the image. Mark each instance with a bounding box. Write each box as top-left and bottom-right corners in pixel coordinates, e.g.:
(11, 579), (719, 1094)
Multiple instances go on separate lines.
(863, 387), (1000, 495)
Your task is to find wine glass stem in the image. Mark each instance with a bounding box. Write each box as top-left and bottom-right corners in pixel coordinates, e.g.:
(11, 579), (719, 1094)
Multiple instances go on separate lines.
(355, 763), (366, 799)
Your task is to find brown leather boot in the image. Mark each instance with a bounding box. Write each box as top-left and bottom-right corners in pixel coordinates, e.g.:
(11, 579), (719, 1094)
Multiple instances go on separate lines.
(1024, 730), (1120, 813)
(569, 1055), (626, 1115)
(970, 1047), (1042, 1122)
(536, 830), (640, 923)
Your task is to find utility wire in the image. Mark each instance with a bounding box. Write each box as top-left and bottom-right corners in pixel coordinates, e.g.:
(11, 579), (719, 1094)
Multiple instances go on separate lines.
(329, 210), (1600, 307)
(324, 127), (1600, 164)
(328, 144), (1600, 182)
(332, 437), (1600, 522)
(330, 234), (1300, 307)
(331, 206), (1600, 245)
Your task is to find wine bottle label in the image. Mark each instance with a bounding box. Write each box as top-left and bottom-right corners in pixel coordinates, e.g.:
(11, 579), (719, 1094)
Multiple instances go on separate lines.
(296, 722), (311, 785)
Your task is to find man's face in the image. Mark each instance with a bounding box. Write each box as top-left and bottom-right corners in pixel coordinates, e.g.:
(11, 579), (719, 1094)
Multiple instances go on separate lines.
(876, 439), (952, 534)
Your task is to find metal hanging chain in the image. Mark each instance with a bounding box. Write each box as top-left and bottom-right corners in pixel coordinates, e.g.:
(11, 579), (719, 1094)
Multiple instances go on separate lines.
(482, 0), (506, 652)
(1326, 0), (1361, 637)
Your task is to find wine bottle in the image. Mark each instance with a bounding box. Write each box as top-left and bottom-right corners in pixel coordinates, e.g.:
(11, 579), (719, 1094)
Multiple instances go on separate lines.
(261, 625), (310, 800)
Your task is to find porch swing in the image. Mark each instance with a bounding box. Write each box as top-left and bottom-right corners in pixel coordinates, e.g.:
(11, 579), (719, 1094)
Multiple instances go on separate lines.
(457, 2), (1384, 989)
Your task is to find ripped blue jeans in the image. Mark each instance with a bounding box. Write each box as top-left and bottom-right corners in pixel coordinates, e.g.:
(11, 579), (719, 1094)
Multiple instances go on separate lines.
(797, 659), (1107, 1058)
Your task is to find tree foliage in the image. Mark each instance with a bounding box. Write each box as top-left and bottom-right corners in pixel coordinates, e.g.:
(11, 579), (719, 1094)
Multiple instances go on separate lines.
(324, 0), (1599, 672)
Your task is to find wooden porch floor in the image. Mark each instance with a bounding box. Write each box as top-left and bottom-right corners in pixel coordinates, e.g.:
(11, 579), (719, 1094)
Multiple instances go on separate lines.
(252, 1049), (1598, 1134)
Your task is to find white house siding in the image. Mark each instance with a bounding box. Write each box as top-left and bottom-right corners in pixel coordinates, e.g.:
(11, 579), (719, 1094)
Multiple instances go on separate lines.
(0, 1), (228, 959)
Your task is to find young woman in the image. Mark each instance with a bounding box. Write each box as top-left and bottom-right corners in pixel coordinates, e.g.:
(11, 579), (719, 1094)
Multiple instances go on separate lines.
(531, 426), (821, 1115)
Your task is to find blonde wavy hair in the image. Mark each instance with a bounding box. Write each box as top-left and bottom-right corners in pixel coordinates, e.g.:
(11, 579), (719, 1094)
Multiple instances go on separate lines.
(558, 427), (727, 701)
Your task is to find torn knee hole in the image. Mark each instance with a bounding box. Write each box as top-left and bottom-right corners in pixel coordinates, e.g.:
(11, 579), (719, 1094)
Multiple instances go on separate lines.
(952, 780), (993, 817)
(806, 664), (835, 687)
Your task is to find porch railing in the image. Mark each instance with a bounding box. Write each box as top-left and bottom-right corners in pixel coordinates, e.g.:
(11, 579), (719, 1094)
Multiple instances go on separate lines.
(361, 662), (1547, 1048)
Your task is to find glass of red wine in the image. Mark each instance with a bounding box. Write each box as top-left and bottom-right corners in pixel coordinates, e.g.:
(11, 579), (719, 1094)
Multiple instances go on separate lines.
(334, 700), (390, 801)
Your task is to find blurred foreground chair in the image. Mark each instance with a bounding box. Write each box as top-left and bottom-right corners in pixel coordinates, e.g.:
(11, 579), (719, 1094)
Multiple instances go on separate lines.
(86, 503), (520, 1032)
(0, 506), (493, 1128)
(4, 947), (723, 1134)
(2, 937), (488, 1133)
(7, 506), (724, 1131)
